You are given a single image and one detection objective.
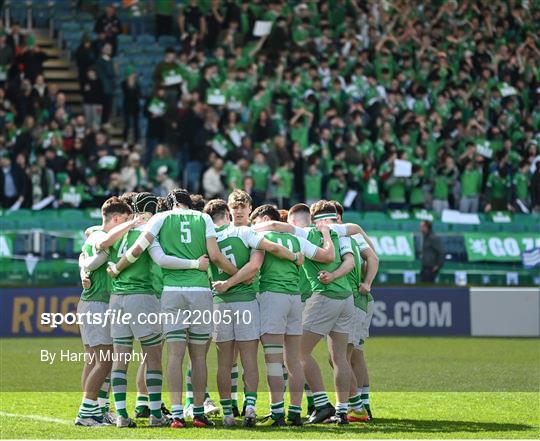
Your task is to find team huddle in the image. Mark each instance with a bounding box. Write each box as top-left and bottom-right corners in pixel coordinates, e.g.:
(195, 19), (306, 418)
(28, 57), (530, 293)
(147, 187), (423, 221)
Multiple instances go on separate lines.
(76, 188), (379, 428)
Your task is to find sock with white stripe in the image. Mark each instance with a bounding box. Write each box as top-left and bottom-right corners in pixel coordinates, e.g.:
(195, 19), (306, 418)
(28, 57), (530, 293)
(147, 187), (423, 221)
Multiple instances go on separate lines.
(336, 402), (348, 415)
(348, 393), (364, 411)
(78, 397), (103, 420)
(172, 404), (184, 419)
(146, 370), (163, 419)
(111, 370), (128, 418)
(313, 391), (329, 410)
(360, 386), (370, 406)
(97, 377), (110, 414)
(185, 364), (193, 407)
(231, 363), (239, 408)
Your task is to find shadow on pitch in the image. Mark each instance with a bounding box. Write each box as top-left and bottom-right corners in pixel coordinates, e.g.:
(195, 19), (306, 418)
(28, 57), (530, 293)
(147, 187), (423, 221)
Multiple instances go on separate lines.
(211, 418), (536, 435)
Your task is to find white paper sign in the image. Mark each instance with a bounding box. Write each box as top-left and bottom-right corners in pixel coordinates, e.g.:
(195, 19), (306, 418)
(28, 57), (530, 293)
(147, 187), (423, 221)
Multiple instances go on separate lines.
(343, 190), (358, 208)
(403, 271), (416, 284)
(393, 159), (412, 177)
(253, 21), (273, 37)
(441, 209), (480, 224)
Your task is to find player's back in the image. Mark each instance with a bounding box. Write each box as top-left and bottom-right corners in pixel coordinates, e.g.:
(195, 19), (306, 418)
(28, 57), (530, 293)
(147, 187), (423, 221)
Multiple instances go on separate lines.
(158, 208), (212, 288)
(259, 231), (302, 294)
(109, 227), (155, 294)
(211, 224), (258, 303)
(81, 229), (110, 302)
(302, 227), (352, 298)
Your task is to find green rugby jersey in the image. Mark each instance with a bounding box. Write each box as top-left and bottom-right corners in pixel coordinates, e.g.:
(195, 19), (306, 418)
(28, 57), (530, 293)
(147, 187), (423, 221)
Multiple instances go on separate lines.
(299, 228), (353, 300)
(145, 208), (217, 288)
(149, 240), (164, 298)
(352, 234), (374, 307)
(210, 224), (263, 303)
(109, 227), (156, 295)
(80, 230), (110, 303)
(259, 231), (317, 295)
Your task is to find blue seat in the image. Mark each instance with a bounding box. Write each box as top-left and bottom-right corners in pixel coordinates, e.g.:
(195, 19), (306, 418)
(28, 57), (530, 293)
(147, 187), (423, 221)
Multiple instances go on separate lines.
(32, 3), (52, 28)
(137, 34), (155, 45)
(9, 4), (29, 27)
(158, 35), (176, 48)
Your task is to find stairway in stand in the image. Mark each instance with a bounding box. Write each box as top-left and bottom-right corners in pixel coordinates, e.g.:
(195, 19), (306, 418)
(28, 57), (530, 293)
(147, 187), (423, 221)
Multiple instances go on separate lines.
(36, 28), (123, 148)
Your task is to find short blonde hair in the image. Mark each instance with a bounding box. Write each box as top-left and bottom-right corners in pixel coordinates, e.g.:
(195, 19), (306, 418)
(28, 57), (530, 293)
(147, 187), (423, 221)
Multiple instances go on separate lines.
(228, 189), (252, 208)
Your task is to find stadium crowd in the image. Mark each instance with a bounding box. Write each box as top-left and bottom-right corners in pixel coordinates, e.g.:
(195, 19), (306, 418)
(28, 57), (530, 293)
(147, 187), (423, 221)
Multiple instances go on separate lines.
(0, 0), (540, 213)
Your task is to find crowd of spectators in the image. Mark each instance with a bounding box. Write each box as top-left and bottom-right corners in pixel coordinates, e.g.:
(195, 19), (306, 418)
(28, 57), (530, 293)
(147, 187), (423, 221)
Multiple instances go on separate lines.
(1, 0), (540, 214)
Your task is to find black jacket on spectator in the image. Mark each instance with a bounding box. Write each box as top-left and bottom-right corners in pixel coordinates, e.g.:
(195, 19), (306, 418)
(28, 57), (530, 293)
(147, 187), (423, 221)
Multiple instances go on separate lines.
(0, 162), (28, 207)
(143, 97), (166, 140)
(122, 80), (141, 114)
(82, 78), (105, 105)
(21, 49), (47, 84)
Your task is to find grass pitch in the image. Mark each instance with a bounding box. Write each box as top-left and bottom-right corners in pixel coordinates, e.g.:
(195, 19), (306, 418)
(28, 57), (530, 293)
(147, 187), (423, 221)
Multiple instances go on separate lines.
(1, 337), (539, 439)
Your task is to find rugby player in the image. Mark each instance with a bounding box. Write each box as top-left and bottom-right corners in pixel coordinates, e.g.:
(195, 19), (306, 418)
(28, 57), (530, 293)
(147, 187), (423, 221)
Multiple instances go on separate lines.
(205, 199), (304, 427)
(75, 197), (133, 426)
(250, 204), (336, 426)
(99, 193), (169, 428)
(111, 188), (237, 428)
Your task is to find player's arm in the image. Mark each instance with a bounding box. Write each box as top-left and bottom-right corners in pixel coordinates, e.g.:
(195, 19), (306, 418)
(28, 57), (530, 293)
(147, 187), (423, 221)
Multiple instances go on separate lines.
(95, 216), (146, 251)
(309, 224), (335, 263)
(359, 247), (379, 294)
(213, 250), (264, 293)
(319, 253), (355, 284)
(207, 236), (238, 275)
(108, 214), (165, 277)
(82, 249), (109, 272)
(148, 240), (209, 271)
(78, 253), (91, 289)
(319, 236), (355, 284)
(329, 222), (373, 245)
(252, 220), (296, 234)
(257, 238), (303, 264)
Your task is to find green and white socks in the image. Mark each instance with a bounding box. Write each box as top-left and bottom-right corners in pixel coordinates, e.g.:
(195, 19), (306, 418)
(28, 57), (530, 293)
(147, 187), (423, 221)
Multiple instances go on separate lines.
(220, 399), (233, 417)
(135, 394), (149, 413)
(172, 404), (184, 420)
(97, 377), (110, 414)
(78, 397), (103, 421)
(146, 370), (163, 419)
(244, 392), (257, 411)
(270, 401), (284, 420)
(111, 369), (128, 418)
(348, 393), (364, 412)
(313, 391), (330, 410)
(231, 363), (239, 409)
(336, 402), (348, 415)
(360, 386), (370, 410)
(287, 405), (301, 420)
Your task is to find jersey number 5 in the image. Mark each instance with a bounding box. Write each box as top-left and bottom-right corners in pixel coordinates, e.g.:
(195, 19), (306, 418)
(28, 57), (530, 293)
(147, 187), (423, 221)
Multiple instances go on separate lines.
(180, 221), (192, 243)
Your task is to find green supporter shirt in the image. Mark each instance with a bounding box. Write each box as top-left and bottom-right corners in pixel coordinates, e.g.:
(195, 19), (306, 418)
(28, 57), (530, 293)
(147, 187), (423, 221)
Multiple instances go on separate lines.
(461, 169), (482, 197)
(144, 208), (217, 288)
(362, 176), (381, 205)
(80, 230), (110, 303)
(250, 163), (270, 192)
(275, 167), (293, 198)
(433, 175), (449, 200)
(326, 178), (347, 205)
(513, 172), (529, 201)
(305, 172), (322, 201)
(210, 224), (263, 303)
(296, 227), (353, 300)
(487, 172), (510, 200)
(109, 228), (156, 295)
(259, 232), (318, 295)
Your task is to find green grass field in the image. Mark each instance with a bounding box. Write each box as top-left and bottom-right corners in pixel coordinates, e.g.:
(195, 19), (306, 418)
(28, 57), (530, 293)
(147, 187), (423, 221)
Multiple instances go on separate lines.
(1, 337), (539, 439)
